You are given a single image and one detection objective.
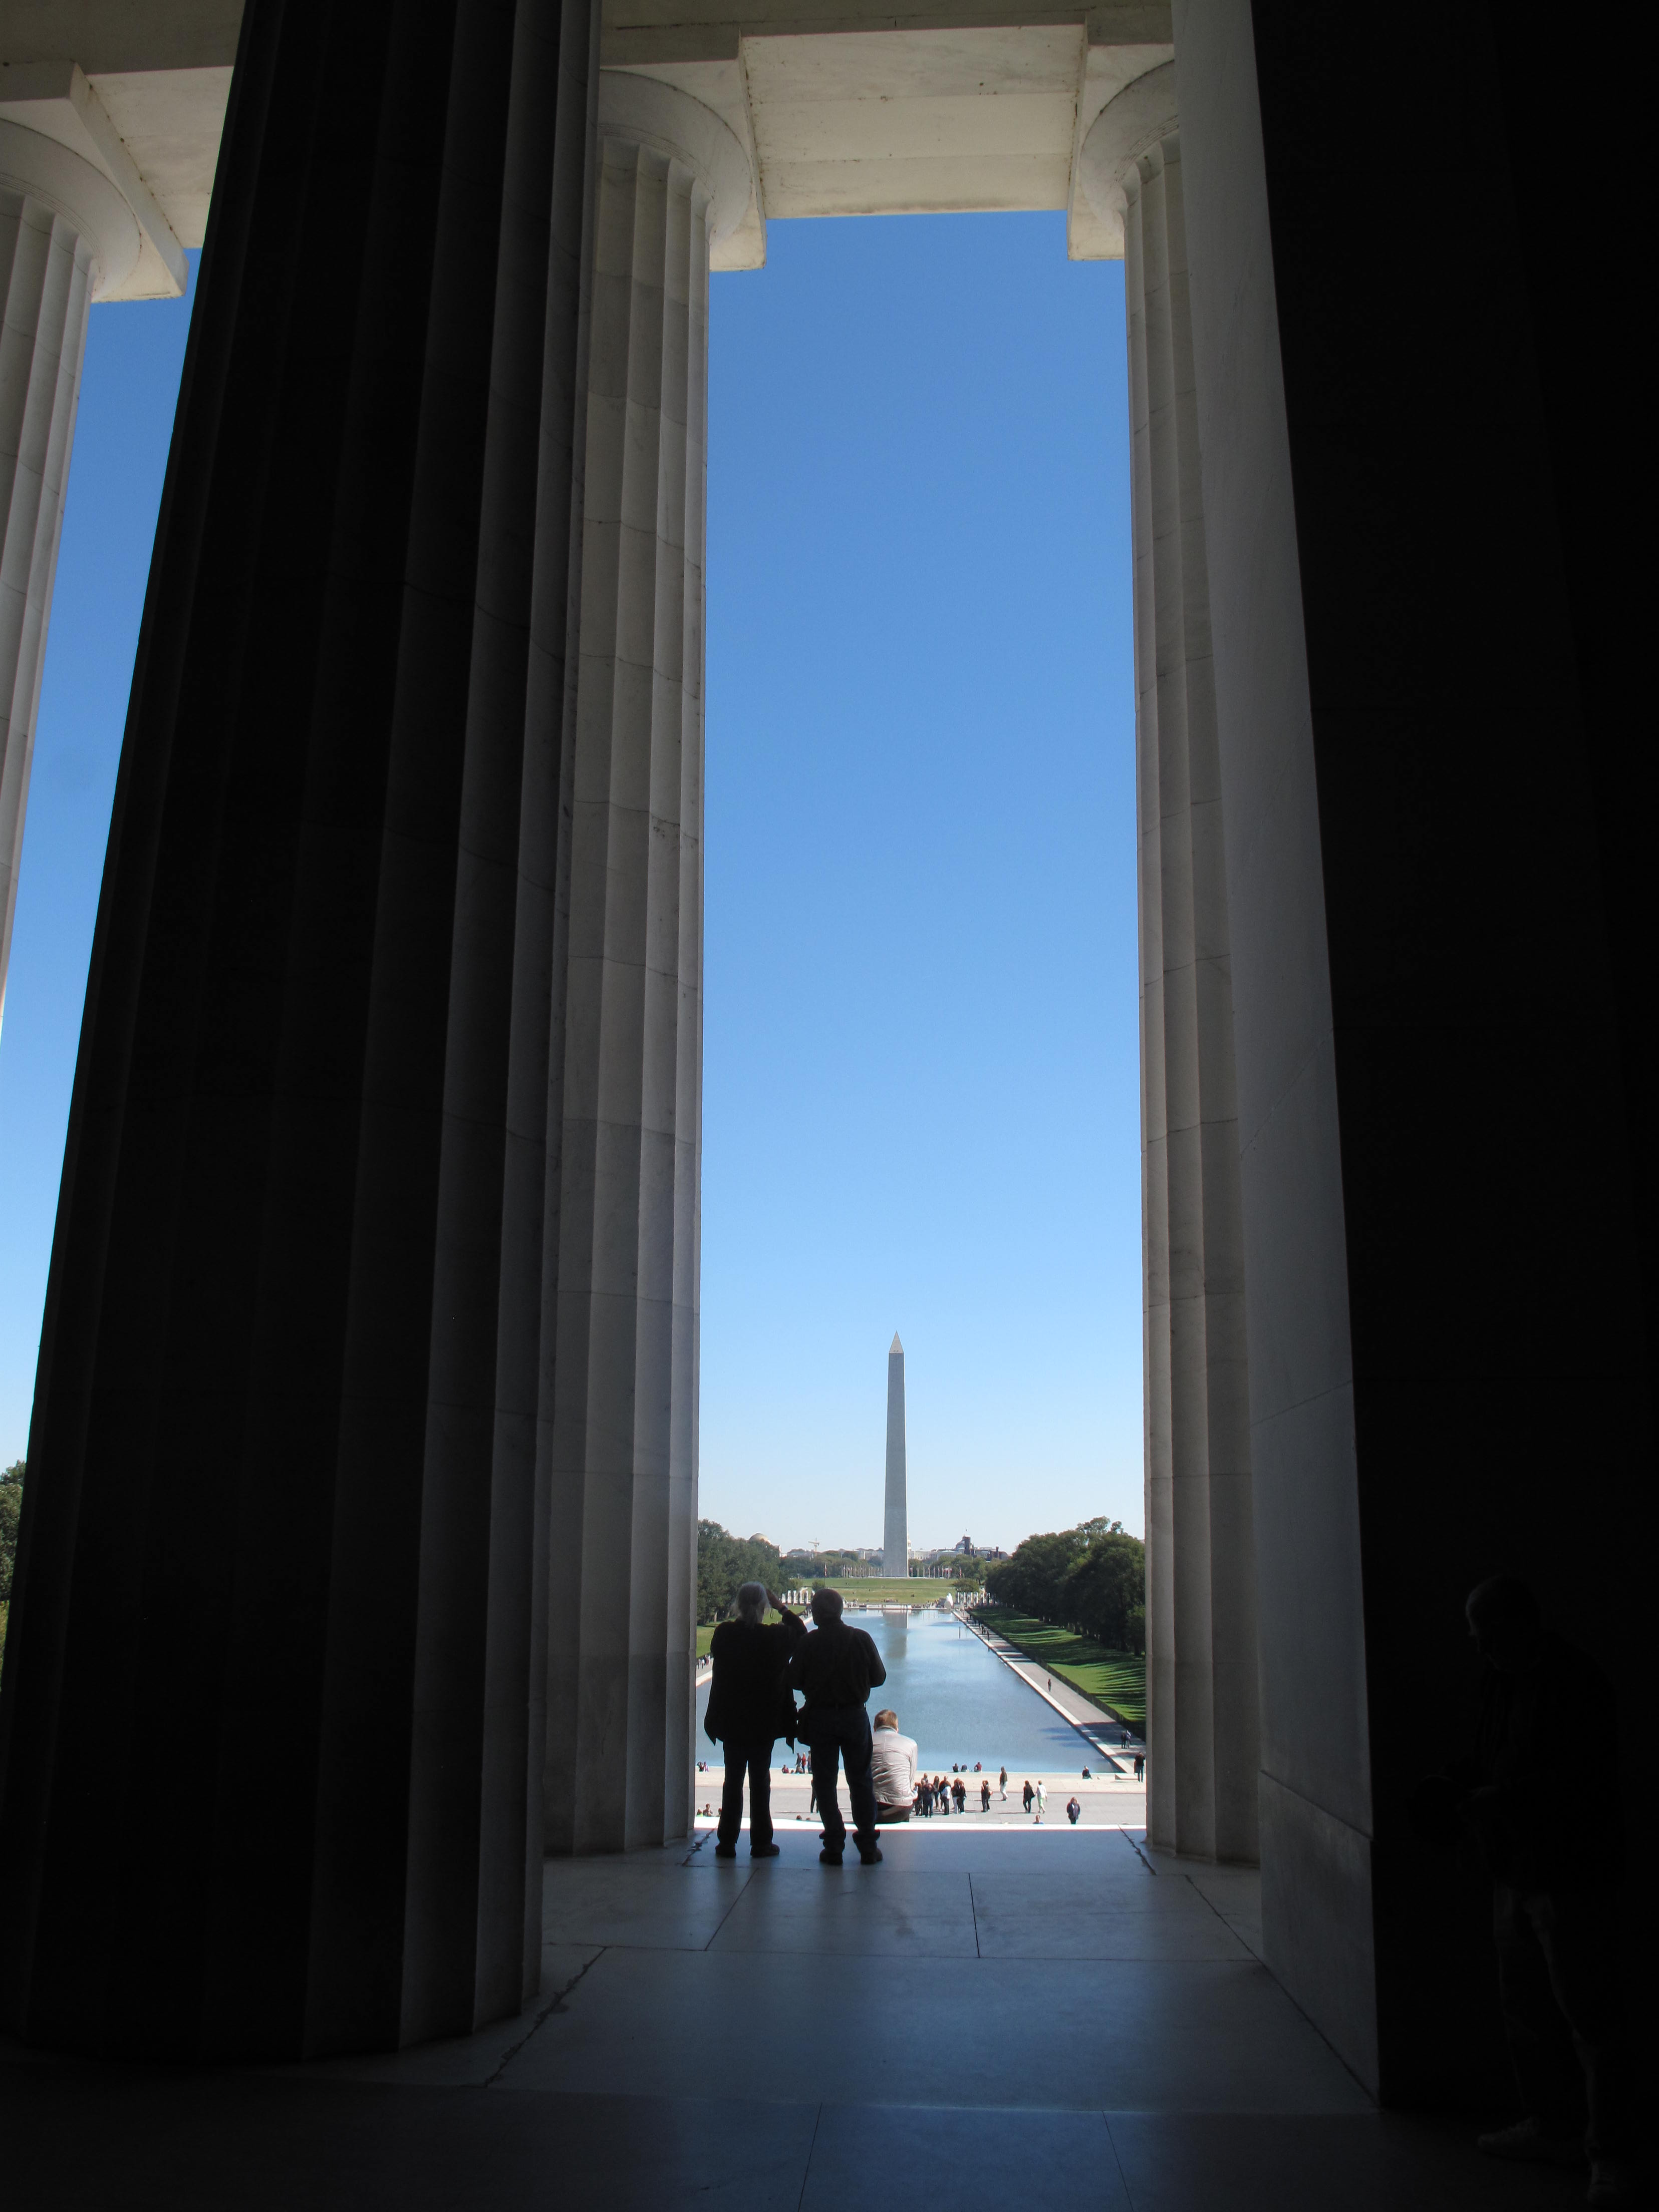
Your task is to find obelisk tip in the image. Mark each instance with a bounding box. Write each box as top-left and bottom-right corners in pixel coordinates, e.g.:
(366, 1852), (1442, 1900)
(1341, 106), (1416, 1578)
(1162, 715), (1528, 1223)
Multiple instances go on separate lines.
(890, 1332), (903, 1355)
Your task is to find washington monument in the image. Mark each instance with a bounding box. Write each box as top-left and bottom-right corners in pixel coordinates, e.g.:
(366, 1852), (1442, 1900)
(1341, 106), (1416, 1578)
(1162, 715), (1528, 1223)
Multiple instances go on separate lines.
(883, 1334), (907, 1575)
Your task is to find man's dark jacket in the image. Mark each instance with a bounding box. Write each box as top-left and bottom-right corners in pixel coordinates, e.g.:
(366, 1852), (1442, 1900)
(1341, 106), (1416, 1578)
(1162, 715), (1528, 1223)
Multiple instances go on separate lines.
(704, 1605), (807, 1748)
(1448, 1632), (1622, 1893)
(786, 1619), (887, 1711)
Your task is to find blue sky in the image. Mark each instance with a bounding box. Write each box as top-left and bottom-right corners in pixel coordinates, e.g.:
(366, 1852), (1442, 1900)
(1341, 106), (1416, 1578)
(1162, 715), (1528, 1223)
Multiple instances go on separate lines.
(0, 210), (1141, 1553)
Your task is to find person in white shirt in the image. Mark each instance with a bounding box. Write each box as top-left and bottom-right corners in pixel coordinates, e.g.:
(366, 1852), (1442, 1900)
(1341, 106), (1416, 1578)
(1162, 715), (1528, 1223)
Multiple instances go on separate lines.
(870, 1709), (918, 1823)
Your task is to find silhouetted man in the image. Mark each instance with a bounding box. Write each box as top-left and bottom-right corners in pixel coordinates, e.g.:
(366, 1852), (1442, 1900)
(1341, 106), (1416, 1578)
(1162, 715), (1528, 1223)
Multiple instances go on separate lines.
(786, 1588), (887, 1865)
(1425, 1577), (1632, 2209)
(704, 1583), (805, 1859)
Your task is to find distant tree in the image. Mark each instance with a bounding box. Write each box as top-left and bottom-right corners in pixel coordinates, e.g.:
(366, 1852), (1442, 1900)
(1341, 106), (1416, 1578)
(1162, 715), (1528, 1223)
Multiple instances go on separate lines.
(696, 1521), (782, 1625)
(1062, 1531), (1145, 1650)
(0, 1460), (23, 1604)
(984, 1517), (1145, 1652)
(984, 1526), (1089, 1615)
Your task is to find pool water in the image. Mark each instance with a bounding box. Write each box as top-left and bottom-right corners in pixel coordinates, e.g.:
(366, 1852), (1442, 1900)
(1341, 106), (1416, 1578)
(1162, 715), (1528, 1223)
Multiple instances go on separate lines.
(695, 1607), (1109, 1773)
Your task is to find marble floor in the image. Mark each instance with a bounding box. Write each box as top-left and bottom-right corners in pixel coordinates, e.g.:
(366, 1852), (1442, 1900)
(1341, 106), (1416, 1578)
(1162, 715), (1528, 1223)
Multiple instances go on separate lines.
(0, 1826), (1589, 2209)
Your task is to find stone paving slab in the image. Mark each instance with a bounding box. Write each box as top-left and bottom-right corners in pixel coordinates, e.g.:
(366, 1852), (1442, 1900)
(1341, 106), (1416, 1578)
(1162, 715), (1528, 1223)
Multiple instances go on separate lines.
(0, 2071), (1590, 2212)
(497, 1945), (1375, 2113)
(0, 1827), (1585, 2210)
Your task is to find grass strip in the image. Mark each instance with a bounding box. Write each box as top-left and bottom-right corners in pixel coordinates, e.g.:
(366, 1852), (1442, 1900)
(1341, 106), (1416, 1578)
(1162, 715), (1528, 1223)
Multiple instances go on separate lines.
(976, 1608), (1146, 1730)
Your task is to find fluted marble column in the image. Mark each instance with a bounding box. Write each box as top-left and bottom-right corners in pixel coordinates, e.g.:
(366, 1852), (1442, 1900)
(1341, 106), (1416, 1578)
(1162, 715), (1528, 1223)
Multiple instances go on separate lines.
(1081, 70), (1259, 1864)
(0, 0), (599, 2059)
(545, 75), (751, 1855)
(0, 124), (141, 1027)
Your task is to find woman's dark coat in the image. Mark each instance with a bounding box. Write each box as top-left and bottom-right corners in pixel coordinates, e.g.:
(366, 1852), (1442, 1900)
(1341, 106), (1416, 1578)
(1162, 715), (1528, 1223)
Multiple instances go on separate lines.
(704, 1604), (807, 1748)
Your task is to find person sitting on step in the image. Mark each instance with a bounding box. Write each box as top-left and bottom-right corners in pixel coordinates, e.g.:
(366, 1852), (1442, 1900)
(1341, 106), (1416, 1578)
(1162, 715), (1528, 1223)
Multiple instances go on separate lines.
(870, 1708), (918, 1823)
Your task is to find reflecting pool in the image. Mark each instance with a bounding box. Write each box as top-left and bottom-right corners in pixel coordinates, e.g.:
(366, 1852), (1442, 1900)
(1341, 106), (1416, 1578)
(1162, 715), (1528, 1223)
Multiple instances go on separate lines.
(696, 1607), (1108, 1771)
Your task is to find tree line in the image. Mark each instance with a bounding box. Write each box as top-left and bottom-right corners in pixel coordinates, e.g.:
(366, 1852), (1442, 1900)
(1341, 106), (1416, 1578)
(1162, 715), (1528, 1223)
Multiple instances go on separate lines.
(777, 1549), (864, 1582)
(982, 1518), (1146, 1652)
(0, 1460), (24, 1657)
(696, 1520), (783, 1625)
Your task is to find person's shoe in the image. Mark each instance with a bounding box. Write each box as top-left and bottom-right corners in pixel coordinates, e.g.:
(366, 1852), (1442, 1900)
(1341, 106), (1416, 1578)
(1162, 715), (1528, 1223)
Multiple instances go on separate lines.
(818, 1846), (844, 1865)
(750, 1843), (780, 1858)
(1587, 2160), (1640, 2208)
(712, 1842), (737, 1859)
(1476, 2119), (1583, 2168)
(857, 1844), (883, 1865)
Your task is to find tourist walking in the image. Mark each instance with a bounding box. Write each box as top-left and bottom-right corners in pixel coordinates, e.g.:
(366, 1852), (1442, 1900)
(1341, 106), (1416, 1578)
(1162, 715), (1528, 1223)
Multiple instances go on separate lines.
(871, 1709), (919, 1823)
(1021, 1779), (1033, 1813)
(951, 1776), (967, 1814)
(1035, 1778), (1047, 1823)
(704, 1583), (806, 1859)
(1133, 1752), (1144, 1780)
(1066, 1795), (1081, 1826)
(999, 1765), (1008, 1802)
(980, 1778), (991, 1812)
(787, 1588), (887, 1866)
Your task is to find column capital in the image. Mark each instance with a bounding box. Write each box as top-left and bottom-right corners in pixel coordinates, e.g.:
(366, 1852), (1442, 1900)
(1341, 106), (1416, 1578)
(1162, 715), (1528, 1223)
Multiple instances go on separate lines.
(0, 62), (188, 299)
(0, 117), (142, 297)
(1077, 62), (1179, 242)
(598, 71), (755, 247)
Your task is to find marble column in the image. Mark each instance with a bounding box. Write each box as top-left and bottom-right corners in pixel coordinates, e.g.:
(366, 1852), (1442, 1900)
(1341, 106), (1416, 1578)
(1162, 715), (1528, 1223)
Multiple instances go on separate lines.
(0, 124), (140, 1027)
(544, 75), (751, 1855)
(0, 0), (599, 2059)
(1080, 70), (1259, 1864)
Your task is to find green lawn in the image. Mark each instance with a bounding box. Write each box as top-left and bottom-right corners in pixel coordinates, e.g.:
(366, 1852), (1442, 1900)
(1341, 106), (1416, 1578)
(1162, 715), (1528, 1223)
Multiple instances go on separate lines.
(697, 1581), (964, 1652)
(975, 1608), (1146, 1730)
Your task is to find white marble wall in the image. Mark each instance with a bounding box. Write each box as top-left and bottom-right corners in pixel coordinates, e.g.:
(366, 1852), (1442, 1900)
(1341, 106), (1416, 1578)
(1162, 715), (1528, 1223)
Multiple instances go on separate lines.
(0, 127), (138, 1029)
(545, 77), (749, 1854)
(1170, 0), (1376, 2087)
(1082, 76), (1259, 1867)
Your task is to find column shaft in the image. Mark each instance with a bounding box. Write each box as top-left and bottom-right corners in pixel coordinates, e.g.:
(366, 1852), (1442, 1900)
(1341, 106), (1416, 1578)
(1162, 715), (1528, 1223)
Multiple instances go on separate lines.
(0, 0), (599, 2059)
(546, 97), (715, 1855)
(1126, 133), (1259, 1865)
(0, 182), (94, 1024)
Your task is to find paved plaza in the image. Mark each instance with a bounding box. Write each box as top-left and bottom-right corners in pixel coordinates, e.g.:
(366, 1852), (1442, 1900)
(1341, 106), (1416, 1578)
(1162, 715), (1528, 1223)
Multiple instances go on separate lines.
(0, 1828), (1586, 2209)
(693, 1761), (1145, 1828)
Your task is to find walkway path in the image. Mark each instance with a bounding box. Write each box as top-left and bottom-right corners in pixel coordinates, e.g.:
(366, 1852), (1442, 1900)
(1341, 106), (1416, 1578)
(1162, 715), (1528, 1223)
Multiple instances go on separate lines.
(691, 1763), (1146, 1829)
(0, 1827), (1582, 2209)
(962, 1610), (1144, 1762)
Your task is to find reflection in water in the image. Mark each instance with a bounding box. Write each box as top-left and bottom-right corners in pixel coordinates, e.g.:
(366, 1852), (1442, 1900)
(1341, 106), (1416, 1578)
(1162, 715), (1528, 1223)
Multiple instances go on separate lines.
(695, 1607), (1105, 1771)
